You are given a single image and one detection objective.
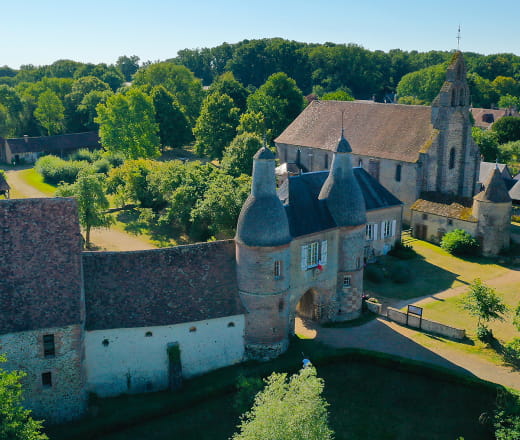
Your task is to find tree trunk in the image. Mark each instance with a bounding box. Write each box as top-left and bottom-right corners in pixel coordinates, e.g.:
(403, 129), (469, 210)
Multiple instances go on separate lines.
(86, 225), (91, 249)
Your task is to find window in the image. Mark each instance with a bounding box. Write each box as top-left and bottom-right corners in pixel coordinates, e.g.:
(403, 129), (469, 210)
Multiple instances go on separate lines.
(43, 334), (55, 357)
(422, 213), (428, 220)
(145, 331), (153, 337)
(447, 219), (453, 226)
(358, 159), (363, 168)
(42, 372), (52, 388)
(381, 220), (397, 239)
(395, 164), (402, 182)
(343, 276), (351, 287)
(227, 322), (235, 328)
(102, 339), (109, 347)
(365, 223), (378, 241)
(301, 240), (327, 270)
(368, 159), (380, 180)
(449, 148), (455, 169)
(274, 260), (282, 279)
(324, 154), (328, 169)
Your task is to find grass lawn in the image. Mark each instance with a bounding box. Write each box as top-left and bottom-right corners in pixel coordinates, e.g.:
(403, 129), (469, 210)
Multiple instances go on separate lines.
(364, 234), (509, 300)
(47, 339), (501, 440)
(17, 168), (57, 195)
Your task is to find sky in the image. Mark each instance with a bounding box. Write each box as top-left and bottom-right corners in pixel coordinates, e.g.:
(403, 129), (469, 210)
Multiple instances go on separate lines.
(2, 0), (519, 69)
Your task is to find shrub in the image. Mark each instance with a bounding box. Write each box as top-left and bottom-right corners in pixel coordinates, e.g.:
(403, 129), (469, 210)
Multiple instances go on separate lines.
(503, 338), (520, 367)
(389, 262), (414, 284)
(35, 155), (90, 185)
(92, 158), (111, 174)
(440, 229), (480, 256)
(476, 325), (494, 343)
(388, 241), (417, 260)
(69, 148), (103, 163)
(365, 265), (385, 283)
(233, 375), (264, 414)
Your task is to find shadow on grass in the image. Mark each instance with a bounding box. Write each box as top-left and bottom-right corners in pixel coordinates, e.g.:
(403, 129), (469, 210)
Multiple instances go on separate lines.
(364, 253), (460, 300)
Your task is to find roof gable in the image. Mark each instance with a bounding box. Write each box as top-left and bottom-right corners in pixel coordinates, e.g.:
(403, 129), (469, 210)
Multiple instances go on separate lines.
(275, 100), (434, 163)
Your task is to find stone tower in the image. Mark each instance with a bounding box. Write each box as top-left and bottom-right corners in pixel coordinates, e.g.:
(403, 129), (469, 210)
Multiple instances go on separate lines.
(429, 51), (480, 198)
(319, 131), (367, 320)
(235, 146), (293, 360)
(472, 167), (512, 256)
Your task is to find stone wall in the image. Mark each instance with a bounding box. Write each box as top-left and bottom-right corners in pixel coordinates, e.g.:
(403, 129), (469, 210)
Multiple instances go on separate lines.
(366, 206), (403, 256)
(410, 210), (477, 244)
(0, 324), (87, 424)
(387, 307), (465, 340)
(85, 315), (245, 397)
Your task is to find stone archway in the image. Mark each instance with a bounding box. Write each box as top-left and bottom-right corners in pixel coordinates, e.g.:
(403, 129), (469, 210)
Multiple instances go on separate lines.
(296, 288), (319, 321)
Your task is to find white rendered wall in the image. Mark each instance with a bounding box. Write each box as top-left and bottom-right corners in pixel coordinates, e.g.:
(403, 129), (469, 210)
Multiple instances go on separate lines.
(85, 315), (245, 397)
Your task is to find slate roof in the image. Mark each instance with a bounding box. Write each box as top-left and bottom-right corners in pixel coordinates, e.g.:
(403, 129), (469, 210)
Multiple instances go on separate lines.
(411, 192), (476, 222)
(0, 198), (83, 334)
(479, 161), (512, 183)
(278, 168), (402, 237)
(83, 240), (244, 331)
(475, 167), (512, 203)
(5, 131), (100, 154)
(275, 100), (434, 163)
(509, 179), (520, 202)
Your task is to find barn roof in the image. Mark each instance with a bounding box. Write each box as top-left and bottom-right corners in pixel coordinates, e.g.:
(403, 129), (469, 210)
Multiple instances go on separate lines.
(275, 100), (434, 163)
(5, 131), (100, 154)
(83, 240), (244, 331)
(411, 192), (477, 222)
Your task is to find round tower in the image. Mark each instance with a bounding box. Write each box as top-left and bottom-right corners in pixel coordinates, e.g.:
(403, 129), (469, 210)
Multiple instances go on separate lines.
(235, 146), (292, 360)
(319, 131), (367, 321)
(472, 167), (512, 256)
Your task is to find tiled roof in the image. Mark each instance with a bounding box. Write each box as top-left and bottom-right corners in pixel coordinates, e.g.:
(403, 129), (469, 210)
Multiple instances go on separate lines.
(479, 161), (512, 183)
(275, 100), (434, 163)
(0, 198), (83, 334)
(5, 131), (100, 154)
(411, 192), (476, 222)
(278, 168), (402, 237)
(83, 240), (244, 330)
(509, 179), (520, 201)
(471, 108), (518, 130)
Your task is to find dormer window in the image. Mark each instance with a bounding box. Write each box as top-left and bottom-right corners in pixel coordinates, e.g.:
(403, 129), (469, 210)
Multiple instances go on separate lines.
(274, 260), (282, 279)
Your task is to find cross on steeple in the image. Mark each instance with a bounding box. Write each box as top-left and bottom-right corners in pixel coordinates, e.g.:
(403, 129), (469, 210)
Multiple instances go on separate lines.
(456, 25), (461, 50)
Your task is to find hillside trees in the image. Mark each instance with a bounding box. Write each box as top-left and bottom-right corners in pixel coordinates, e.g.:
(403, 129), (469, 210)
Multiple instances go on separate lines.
(34, 90), (65, 135)
(116, 55), (140, 81)
(96, 88), (160, 159)
(491, 116), (520, 144)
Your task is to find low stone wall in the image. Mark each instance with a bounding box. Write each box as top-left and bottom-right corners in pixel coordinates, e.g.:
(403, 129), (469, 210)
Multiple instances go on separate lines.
(366, 301), (382, 315)
(387, 307), (465, 340)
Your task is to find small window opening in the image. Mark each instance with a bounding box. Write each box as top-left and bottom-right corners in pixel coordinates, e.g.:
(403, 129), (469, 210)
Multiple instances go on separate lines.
(43, 334), (55, 357)
(395, 164), (402, 182)
(324, 154), (329, 169)
(343, 276), (351, 287)
(278, 299), (284, 312)
(449, 148), (456, 169)
(422, 213), (428, 220)
(358, 159), (363, 168)
(227, 322), (235, 328)
(274, 260), (282, 279)
(102, 339), (109, 347)
(189, 326), (197, 333)
(447, 219), (453, 226)
(145, 331), (153, 337)
(42, 372), (52, 388)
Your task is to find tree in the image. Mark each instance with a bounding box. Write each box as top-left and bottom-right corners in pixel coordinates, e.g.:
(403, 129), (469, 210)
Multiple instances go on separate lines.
(34, 89), (65, 135)
(232, 365), (334, 440)
(150, 86), (191, 149)
(462, 278), (507, 339)
(95, 88), (160, 159)
(0, 355), (48, 440)
(193, 93), (240, 159)
(237, 111), (266, 137)
(56, 172), (113, 247)
(247, 72), (304, 139)
(396, 63), (446, 104)
(208, 72), (249, 112)
(498, 94), (520, 110)
(132, 62), (203, 126)
(116, 55), (140, 81)
(472, 126), (500, 162)
(77, 89), (113, 130)
(467, 73), (499, 108)
(491, 116), (520, 144)
(221, 133), (263, 177)
(321, 89), (355, 101)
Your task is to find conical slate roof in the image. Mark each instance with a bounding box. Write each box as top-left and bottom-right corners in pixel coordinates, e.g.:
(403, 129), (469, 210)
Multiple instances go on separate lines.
(254, 146), (275, 160)
(474, 167), (511, 203)
(318, 134), (366, 226)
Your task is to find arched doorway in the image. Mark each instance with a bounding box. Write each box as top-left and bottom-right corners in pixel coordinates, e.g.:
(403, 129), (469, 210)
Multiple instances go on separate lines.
(296, 288), (319, 321)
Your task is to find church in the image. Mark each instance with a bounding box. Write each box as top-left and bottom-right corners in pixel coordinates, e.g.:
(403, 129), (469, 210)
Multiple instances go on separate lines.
(274, 51), (511, 255)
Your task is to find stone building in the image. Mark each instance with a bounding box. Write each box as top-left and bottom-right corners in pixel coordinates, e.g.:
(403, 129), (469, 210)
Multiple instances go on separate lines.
(275, 52), (481, 222)
(0, 131), (401, 423)
(0, 131), (100, 164)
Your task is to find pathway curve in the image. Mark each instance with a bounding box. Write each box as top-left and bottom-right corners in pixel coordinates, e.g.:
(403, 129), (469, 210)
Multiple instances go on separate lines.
(4, 168), (156, 251)
(297, 267), (520, 390)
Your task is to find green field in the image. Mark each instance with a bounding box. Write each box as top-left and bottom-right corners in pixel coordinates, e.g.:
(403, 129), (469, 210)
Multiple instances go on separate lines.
(47, 340), (501, 440)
